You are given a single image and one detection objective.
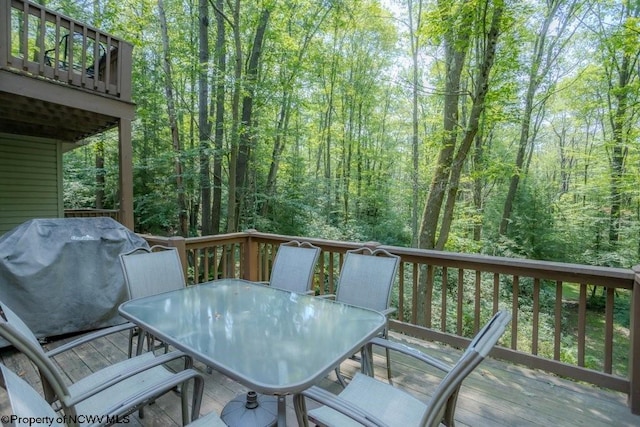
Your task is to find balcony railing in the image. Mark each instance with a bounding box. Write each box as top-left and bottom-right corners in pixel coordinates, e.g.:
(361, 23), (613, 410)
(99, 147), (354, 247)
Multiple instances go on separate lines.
(0, 0), (132, 100)
(64, 208), (119, 221)
(142, 230), (640, 414)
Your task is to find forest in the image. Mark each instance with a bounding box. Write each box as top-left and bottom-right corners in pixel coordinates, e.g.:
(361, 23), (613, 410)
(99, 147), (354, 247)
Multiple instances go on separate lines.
(58, 0), (640, 269)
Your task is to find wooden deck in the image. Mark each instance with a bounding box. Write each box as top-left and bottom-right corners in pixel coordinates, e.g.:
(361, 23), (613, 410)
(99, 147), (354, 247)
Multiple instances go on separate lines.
(0, 329), (638, 426)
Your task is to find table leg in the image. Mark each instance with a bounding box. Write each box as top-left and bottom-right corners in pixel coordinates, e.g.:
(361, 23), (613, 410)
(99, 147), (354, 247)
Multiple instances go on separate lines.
(277, 395), (287, 426)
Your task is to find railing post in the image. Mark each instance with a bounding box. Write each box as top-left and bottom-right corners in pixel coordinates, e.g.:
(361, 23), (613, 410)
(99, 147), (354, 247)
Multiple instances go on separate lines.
(243, 229), (259, 282)
(630, 265), (640, 414)
(118, 41), (133, 99)
(165, 236), (188, 281)
(0, 0), (9, 68)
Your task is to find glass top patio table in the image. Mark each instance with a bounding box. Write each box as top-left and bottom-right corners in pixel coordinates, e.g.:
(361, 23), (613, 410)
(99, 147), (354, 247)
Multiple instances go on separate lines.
(118, 278), (386, 420)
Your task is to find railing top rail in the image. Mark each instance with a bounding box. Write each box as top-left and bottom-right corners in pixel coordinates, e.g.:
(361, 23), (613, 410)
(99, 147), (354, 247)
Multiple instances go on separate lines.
(162, 230), (636, 289)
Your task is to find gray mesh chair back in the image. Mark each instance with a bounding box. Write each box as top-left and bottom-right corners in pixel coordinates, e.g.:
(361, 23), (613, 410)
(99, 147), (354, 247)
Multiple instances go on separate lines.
(335, 247), (399, 312)
(119, 245), (186, 299)
(333, 247), (400, 386)
(269, 241), (321, 294)
(0, 363), (63, 427)
(119, 245), (186, 355)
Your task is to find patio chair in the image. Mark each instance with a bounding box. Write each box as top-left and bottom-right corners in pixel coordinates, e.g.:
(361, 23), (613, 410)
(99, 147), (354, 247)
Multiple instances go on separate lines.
(0, 363), (226, 426)
(294, 310), (512, 427)
(331, 247), (400, 386)
(119, 245), (186, 356)
(266, 240), (321, 294)
(0, 300), (205, 426)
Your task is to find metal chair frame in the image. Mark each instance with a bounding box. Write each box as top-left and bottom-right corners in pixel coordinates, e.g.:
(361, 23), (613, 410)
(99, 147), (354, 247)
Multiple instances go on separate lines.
(294, 310), (512, 427)
(0, 301), (204, 426)
(332, 246), (400, 386)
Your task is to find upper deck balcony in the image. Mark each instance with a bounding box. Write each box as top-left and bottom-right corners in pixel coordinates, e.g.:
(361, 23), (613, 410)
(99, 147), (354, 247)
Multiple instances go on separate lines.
(0, 0), (133, 143)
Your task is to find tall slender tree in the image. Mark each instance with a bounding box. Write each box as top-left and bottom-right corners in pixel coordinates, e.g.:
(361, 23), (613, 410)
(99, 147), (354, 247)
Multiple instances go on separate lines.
(158, 0), (188, 236)
(499, 0), (582, 236)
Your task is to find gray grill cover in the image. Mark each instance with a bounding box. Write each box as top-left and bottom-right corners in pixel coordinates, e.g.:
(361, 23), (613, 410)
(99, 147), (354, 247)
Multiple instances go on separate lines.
(0, 218), (149, 346)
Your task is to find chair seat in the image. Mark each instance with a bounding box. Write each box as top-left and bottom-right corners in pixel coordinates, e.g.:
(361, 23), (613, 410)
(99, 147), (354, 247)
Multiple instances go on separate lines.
(308, 373), (426, 427)
(67, 352), (177, 418)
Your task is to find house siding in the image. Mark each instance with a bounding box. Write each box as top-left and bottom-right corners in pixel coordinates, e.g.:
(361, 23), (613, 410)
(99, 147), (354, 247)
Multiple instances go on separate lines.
(0, 133), (62, 236)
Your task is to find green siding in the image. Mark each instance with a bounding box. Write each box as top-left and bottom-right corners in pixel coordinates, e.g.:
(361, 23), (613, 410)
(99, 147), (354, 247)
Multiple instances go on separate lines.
(0, 133), (62, 236)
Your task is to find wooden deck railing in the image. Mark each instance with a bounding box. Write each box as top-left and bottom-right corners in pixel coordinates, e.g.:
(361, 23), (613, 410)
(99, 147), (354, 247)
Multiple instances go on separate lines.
(142, 230), (640, 414)
(64, 208), (119, 221)
(0, 0), (132, 100)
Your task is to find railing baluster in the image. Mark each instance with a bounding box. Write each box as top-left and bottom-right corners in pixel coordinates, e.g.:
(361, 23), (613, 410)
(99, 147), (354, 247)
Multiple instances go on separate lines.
(512, 275), (519, 350)
(53, 14), (61, 78)
(411, 263), (418, 325)
(475, 270), (481, 333)
(456, 268), (463, 335)
(493, 272), (499, 314)
(37, 4), (45, 73)
(425, 264), (433, 328)
(578, 283), (587, 367)
(92, 30), (100, 88)
(605, 286), (614, 373)
(212, 246), (219, 280)
(554, 280), (563, 360)
(441, 266), (448, 331)
(80, 26), (88, 86)
(20, 0), (28, 68)
(326, 252), (334, 295)
(193, 248), (201, 284)
(398, 262), (405, 322)
(203, 247), (210, 282)
(532, 278), (540, 355)
(0, 0), (8, 67)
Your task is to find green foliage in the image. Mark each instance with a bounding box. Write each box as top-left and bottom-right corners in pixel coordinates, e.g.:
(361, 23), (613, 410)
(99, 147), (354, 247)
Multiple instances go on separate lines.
(57, 0), (640, 270)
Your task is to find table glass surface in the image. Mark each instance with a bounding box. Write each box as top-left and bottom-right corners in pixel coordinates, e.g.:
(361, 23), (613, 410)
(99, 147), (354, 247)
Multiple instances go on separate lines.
(118, 279), (386, 394)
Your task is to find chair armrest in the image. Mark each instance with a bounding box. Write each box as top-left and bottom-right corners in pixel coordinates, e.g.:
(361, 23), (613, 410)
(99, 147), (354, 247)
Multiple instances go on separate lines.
(63, 350), (193, 407)
(45, 322), (137, 357)
(380, 307), (396, 317)
(369, 337), (452, 373)
(299, 386), (388, 427)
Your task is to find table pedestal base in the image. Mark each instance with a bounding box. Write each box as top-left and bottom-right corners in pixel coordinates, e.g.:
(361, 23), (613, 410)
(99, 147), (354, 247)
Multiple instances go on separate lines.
(221, 391), (278, 427)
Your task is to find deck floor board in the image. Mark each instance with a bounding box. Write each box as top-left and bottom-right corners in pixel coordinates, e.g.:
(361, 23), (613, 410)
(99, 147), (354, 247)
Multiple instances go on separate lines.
(0, 329), (637, 426)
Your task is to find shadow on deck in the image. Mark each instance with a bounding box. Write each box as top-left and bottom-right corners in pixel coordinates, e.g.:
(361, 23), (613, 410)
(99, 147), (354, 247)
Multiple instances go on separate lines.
(0, 329), (637, 426)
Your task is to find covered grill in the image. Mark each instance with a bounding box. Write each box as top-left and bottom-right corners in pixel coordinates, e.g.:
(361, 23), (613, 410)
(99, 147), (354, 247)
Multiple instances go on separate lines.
(0, 218), (148, 346)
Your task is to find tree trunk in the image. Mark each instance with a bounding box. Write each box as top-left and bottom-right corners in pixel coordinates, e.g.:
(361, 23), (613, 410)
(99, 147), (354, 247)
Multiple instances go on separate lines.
(158, 0), (188, 236)
(226, 0), (242, 233)
(198, 0), (212, 236)
(261, 89), (291, 216)
(436, 0), (503, 250)
(211, 0), (225, 235)
(418, 0), (471, 250)
(499, 0), (572, 236)
(260, 5), (330, 217)
(607, 53), (633, 244)
(235, 8), (270, 228)
(408, 0), (423, 247)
